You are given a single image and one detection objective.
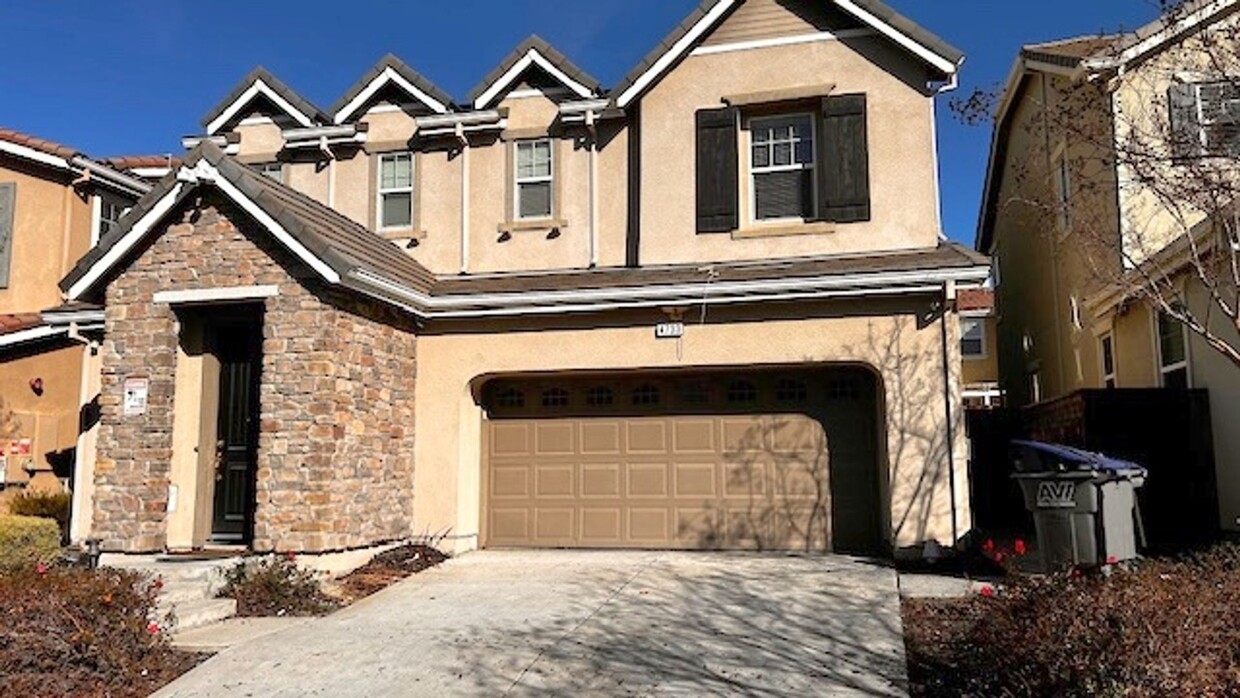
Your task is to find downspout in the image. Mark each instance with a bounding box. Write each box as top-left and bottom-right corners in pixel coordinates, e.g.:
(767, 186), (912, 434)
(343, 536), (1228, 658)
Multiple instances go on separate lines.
(586, 109), (599, 268)
(939, 281), (961, 545)
(321, 137), (336, 210)
(457, 123), (470, 275)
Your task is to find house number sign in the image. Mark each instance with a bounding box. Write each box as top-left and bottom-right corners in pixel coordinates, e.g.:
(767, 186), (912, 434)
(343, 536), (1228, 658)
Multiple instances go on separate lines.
(124, 377), (149, 417)
(655, 322), (685, 339)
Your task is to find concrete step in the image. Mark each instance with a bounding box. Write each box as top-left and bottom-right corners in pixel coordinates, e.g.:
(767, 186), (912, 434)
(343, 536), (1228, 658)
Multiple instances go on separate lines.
(171, 617), (308, 653)
(161, 597), (237, 633)
(158, 580), (216, 605)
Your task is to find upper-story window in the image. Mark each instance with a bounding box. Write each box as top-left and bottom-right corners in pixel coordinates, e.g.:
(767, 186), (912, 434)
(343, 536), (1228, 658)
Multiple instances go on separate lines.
(94, 194), (129, 245)
(1053, 155), (1071, 232)
(378, 153), (414, 230)
(256, 162), (283, 184)
(750, 114), (816, 222)
(1170, 80), (1240, 158)
(961, 318), (986, 359)
(515, 139), (553, 220)
(1157, 311), (1190, 389)
(1100, 333), (1117, 389)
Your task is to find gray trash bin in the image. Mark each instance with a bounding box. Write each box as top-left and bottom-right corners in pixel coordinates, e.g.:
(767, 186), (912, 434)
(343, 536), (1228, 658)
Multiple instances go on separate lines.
(1010, 441), (1147, 572)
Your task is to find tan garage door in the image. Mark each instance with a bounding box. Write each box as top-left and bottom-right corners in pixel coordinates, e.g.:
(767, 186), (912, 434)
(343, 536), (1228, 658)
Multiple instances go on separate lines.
(482, 370), (882, 553)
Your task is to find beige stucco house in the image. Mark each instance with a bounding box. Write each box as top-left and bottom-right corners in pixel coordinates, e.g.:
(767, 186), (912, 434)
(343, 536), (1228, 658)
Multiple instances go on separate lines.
(0, 129), (154, 510)
(979, 1), (1240, 533)
(59, 0), (988, 558)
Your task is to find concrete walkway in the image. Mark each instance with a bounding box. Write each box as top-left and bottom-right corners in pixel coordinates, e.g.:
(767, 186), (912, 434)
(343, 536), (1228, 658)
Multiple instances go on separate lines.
(155, 551), (907, 697)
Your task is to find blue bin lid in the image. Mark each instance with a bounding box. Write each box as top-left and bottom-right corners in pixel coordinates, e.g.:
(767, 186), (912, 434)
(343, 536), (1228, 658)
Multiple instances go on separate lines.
(1011, 440), (1147, 475)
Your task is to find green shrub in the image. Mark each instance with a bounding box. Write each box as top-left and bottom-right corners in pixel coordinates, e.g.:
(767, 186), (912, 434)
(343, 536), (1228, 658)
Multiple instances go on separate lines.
(0, 515), (61, 572)
(218, 555), (342, 617)
(0, 566), (201, 697)
(9, 491), (71, 541)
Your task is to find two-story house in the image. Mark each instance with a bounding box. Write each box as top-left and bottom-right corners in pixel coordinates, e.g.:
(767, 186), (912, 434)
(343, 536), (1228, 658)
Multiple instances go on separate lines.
(58, 0), (987, 559)
(0, 129), (150, 515)
(979, 0), (1240, 534)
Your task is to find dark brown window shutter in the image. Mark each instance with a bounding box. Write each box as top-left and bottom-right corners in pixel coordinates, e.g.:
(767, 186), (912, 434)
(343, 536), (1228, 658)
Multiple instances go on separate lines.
(819, 94), (871, 223)
(1168, 83), (1200, 161)
(695, 107), (739, 233)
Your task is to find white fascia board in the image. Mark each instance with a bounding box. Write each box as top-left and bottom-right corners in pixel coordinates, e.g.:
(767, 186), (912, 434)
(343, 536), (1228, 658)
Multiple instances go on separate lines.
(1113, 0), (1234, 67)
(474, 49), (596, 110)
(690, 28), (876, 56)
(42, 309), (105, 325)
(616, 0), (740, 108)
(153, 285), (280, 305)
(335, 67), (449, 124)
(832, 0), (959, 75)
(207, 79), (315, 135)
(68, 160), (342, 300)
(0, 325), (67, 349)
(0, 140), (73, 172)
(346, 263), (989, 318)
(129, 167), (172, 179)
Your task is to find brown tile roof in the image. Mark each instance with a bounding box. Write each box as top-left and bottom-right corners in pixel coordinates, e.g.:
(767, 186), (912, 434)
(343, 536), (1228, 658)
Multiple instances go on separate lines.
(957, 287), (994, 312)
(62, 140), (436, 297)
(467, 35), (602, 107)
(103, 155), (182, 171)
(200, 67), (328, 131)
(0, 127), (80, 161)
(330, 54), (456, 119)
(0, 313), (44, 336)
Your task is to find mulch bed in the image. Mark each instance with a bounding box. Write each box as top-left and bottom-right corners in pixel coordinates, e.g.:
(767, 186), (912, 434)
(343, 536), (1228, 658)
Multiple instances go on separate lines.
(333, 544), (449, 602)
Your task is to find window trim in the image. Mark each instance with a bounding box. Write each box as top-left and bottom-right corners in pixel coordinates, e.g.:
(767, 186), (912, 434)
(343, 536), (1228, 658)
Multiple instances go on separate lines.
(1192, 80), (1240, 155)
(1052, 152), (1071, 233)
(746, 111), (818, 225)
(960, 315), (988, 361)
(257, 162), (284, 184)
(1100, 333), (1117, 389)
(376, 152), (415, 231)
(514, 138), (554, 221)
(92, 193), (128, 247)
(1154, 310), (1192, 388)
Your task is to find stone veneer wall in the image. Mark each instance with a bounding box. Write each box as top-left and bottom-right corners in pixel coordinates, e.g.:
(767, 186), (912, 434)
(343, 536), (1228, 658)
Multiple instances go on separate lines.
(93, 196), (417, 553)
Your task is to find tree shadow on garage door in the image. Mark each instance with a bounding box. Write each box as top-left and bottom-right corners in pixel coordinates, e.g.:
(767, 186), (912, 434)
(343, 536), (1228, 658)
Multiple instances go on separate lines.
(444, 554), (908, 697)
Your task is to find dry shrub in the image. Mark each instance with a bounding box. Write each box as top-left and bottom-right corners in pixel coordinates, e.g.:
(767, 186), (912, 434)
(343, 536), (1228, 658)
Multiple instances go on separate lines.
(0, 515), (61, 572)
(904, 543), (1240, 697)
(0, 566), (201, 698)
(8, 491), (71, 541)
(218, 555), (342, 617)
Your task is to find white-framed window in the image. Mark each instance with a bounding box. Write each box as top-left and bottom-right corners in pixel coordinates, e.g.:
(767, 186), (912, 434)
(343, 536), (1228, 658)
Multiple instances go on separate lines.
(1183, 81), (1240, 156)
(1156, 311), (1190, 389)
(1069, 295), (1083, 331)
(749, 113), (816, 222)
(256, 162), (283, 184)
(92, 193), (129, 245)
(515, 139), (553, 220)
(1100, 333), (1117, 389)
(1028, 370), (1043, 405)
(960, 317), (986, 359)
(1053, 154), (1071, 232)
(377, 153), (414, 230)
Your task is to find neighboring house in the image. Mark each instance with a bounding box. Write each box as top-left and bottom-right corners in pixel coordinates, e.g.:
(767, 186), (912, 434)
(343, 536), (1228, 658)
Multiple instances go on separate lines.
(978, 1), (1240, 533)
(60, 0), (988, 558)
(0, 128), (149, 511)
(958, 288), (1001, 409)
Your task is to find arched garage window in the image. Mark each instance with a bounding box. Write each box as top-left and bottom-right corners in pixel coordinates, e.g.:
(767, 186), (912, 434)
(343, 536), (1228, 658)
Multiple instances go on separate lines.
(776, 379), (808, 403)
(585, 386), (614, 406)
(541, 388), (570, 408)
(632, 384), (661, 406)
(726, 379), (758, 404)
(495, 387), (525, 408)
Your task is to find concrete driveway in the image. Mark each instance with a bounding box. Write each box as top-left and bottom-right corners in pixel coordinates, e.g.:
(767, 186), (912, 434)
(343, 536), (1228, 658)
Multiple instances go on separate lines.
(155, 551), (908, 697)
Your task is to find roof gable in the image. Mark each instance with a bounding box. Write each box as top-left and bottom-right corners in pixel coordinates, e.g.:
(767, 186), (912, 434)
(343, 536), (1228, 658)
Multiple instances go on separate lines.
(612, 0), (964, 108)
(332, 55), (454, 124)
(201, 67), (328, 135)
(469, 36), (602, 110)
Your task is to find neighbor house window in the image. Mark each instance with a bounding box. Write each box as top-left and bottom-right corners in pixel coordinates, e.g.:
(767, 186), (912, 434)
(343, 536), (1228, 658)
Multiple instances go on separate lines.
(1157, 311), (1190, 389)
(378, 153), (414, 229)
(961, 318), (986, 359)
(93, 194), (129, 245)
(256, 162), (283, 184)
(515, 139), (553, 219)
(1028, 371), (1043, 405)
(750, 114), (815, 221)
(1100, 334), (1117, 389)
(1053, 155), (1071, 232)
(1173, 80), (1240, 157)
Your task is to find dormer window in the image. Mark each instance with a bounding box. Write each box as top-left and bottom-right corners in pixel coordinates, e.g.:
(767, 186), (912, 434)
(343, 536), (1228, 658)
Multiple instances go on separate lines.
(749, 114), (816, 222)
(515, 139), (553, 220)
(378, 152), (414, 230)
(256, 162), (284, 184)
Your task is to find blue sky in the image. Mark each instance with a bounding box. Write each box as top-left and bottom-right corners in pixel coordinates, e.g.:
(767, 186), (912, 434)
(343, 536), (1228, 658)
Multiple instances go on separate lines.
(0, 1), (1158, 245)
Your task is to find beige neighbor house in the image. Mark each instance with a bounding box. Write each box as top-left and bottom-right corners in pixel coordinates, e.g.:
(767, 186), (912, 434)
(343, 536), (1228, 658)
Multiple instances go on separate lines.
(958, 287), (1001, 409)
(0, 129), (155, 511)
(59, 0), (989, 558)
(979, 1), (1240, 534)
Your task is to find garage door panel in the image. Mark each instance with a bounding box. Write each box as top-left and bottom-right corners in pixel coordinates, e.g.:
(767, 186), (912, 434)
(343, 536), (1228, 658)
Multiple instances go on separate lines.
(535, 466), (575, 497)
(723, 461), (766, 497)
(535, 423), (575, 454)
(626, 421), (668, 453)
(490, 509), (531, 541)
(674, 463), (717, 497)
(535, 509), (575, 541)
(491, 423), (531, 456)
(581, 423), (622, 454)
(628, 508), (671, 541)
(627, 463), (669, 497)
(491, 466), (531, 498)
(581, 464), (621, 497)
(581, 509), (623, 542)
(722, 417), (768, 453)
(673, 419), (716, 453)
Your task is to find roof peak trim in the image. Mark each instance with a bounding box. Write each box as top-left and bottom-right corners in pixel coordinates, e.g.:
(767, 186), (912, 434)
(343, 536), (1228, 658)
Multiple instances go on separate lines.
(332, 55), (454, 124)
(203, 68), (326, 135)
(469, 36), (602, 110)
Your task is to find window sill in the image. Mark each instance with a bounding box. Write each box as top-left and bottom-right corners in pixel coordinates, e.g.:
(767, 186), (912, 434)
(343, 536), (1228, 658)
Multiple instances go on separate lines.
(732, 221), (836, 240)
(378, 228), (427, 241)
(498, 219), (569, 234)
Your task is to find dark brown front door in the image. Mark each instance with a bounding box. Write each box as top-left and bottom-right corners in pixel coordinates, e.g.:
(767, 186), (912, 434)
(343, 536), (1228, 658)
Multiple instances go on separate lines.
(210, 313), (262, 543)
